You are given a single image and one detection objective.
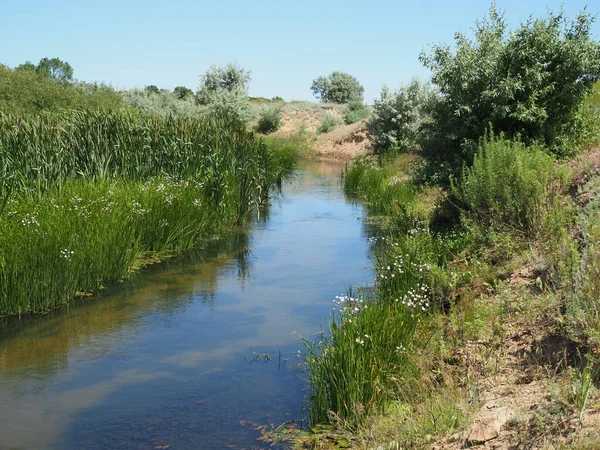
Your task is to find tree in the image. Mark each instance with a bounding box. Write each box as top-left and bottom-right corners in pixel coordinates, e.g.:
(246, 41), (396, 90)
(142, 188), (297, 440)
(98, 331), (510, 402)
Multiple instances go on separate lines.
(367, 80), (434, 154)
(35, 57), (73, 84)
(15, 61), (36, 72)
(173, 86), (193, 100)
(145, 85), (160, 94)
(419, 5), (600, 164)
(311, 71), (364, 103)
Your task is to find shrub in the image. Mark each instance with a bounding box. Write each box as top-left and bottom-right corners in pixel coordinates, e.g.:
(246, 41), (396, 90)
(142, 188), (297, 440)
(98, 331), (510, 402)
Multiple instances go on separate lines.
(203, 89), (253, 123)
(0, 65), (125, 115)
(122, 89), (204, 118)
(565, 178), (600, 350)
(451, 134), (570, 233)
(343, 100), (370, 124)
(420, 6), (600, 167)
(256, 106), (282, 133)
(311, 71), (364, 103)
(367, 79), (434, 154)
(317, 114), (340, 133)
(197, 63), (253, 123)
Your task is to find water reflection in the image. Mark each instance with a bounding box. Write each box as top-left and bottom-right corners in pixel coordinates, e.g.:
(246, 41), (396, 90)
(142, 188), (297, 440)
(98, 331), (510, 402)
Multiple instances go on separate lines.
(0, 160), (373, 450)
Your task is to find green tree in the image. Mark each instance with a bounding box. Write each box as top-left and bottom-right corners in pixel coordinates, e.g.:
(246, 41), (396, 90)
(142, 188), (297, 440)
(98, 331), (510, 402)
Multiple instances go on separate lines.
(311, 71), (364, 103)
(419, 5), (600, 166)
(145, 85), (160, 94)
(35, 57), (74, 84)
(367, 80), (433, 154)
(173, 86), (193, 100)
(15, 61), (36, 72)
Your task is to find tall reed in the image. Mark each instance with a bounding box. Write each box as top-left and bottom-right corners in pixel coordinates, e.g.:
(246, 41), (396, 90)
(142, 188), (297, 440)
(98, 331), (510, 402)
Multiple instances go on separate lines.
(0, 110), (296, 317)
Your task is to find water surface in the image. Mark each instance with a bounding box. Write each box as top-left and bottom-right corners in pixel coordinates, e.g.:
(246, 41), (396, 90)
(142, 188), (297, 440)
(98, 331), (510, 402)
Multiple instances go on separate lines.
(0, 160), (373, 450)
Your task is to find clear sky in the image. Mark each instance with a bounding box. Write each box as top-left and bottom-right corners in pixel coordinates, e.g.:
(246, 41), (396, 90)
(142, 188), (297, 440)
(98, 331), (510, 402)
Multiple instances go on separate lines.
(1, 0), (598, 102)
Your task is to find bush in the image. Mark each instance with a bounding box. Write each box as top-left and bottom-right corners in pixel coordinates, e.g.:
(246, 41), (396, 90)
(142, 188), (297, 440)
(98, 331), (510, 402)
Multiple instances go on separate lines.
(367, 79), (434, 154)
(311, 71), (364, 103)
(0, 65), (125, 115)
(317, 114), (340, 133)
(343, 100), (370, 124)
(204, 89), (253, 123)
(197, 63), (253, 123)
(122, 89), (204, 118)
(256, 106), (282, 133)
(451, 134), (570, 233)
(420, 6), (600, 168)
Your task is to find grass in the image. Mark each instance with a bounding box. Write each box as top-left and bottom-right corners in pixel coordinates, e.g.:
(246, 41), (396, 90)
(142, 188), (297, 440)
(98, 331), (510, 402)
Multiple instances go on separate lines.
(0, 110), (296, 317)
(294, 134), (600, 447)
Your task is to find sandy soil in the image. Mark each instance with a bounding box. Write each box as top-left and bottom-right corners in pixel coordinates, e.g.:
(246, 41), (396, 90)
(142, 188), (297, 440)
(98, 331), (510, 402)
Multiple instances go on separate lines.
(272, 105), (371, 162)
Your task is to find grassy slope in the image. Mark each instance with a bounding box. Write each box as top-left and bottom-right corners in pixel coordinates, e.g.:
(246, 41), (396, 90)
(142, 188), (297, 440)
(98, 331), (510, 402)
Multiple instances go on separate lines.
(268, 144), (600, 449)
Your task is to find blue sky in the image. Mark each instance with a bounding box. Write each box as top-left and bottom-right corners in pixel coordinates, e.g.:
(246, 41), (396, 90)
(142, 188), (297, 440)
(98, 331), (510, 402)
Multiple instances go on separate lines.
(1, 0), (599, 102)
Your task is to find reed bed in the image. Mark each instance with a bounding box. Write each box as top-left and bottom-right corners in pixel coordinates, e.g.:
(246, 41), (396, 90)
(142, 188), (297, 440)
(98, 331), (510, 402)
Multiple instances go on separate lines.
(0, 110), (296, 317)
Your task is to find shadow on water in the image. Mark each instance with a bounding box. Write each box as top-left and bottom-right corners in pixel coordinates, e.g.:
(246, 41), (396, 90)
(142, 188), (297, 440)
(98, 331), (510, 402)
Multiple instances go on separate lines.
(0, 159), (374, 450)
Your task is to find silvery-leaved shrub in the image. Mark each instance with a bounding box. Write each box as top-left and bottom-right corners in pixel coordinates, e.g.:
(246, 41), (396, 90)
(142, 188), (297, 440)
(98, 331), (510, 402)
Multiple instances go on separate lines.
(367, 79), (434, 154)
(122, 89), (204, 118)
(197, 63), (253, 123)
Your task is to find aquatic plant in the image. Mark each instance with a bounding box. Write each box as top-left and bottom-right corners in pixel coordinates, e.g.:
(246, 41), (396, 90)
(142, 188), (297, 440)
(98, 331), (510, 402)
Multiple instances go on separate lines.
(0, 110), (296, 317)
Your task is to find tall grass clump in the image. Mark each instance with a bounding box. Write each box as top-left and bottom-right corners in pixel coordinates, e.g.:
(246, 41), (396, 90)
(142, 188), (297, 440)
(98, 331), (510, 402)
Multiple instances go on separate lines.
(303, 249), (430, 428)
(0, 110), (296, 317)
(451, 134), (570, 233)
(0, 110), (292, 198)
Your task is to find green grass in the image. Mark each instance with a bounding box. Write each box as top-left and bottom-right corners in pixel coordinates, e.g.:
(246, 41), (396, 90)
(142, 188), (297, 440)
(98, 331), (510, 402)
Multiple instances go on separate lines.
(0, 110), (296, 317)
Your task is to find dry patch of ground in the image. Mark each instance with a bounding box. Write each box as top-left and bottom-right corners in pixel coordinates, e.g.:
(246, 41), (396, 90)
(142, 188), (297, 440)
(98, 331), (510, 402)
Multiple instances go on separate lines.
(430, 272), (600, 450)
(270, 104), (372, 162)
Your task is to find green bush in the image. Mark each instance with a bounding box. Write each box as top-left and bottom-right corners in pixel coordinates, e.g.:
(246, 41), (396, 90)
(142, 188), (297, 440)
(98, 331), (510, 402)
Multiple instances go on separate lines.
(311, 71), (364, 103)
(367, 79), (434, 154)
(0, 65), (125, 115)
(256, 106), (282, 133)
(420, 6), (600, 168)
(451, 134), (570, 233)
(343, 100), (370, 124)
(317, 114), (340, 133)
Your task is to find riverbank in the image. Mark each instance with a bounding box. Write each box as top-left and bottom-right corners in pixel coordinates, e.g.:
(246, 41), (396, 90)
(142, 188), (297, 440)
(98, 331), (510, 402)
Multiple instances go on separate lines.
(271, 143), (600, 449)
(0, 159), (372, 450)
(254, 101), (372, 162)
(0, 110), (297, 318)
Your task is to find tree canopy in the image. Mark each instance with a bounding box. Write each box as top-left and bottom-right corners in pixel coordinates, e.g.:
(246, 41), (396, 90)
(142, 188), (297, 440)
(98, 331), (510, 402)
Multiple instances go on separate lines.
(311, 71), (364, 103)
(419, 5), (600, 163)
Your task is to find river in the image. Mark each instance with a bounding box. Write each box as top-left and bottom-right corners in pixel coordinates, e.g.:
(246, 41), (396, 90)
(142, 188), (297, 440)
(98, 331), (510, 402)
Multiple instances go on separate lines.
(0, 160), (373, 450)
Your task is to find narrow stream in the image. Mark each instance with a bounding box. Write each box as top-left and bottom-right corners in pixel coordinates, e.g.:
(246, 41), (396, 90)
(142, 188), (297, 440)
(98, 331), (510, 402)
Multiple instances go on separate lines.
(0, 160), (374, 450)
